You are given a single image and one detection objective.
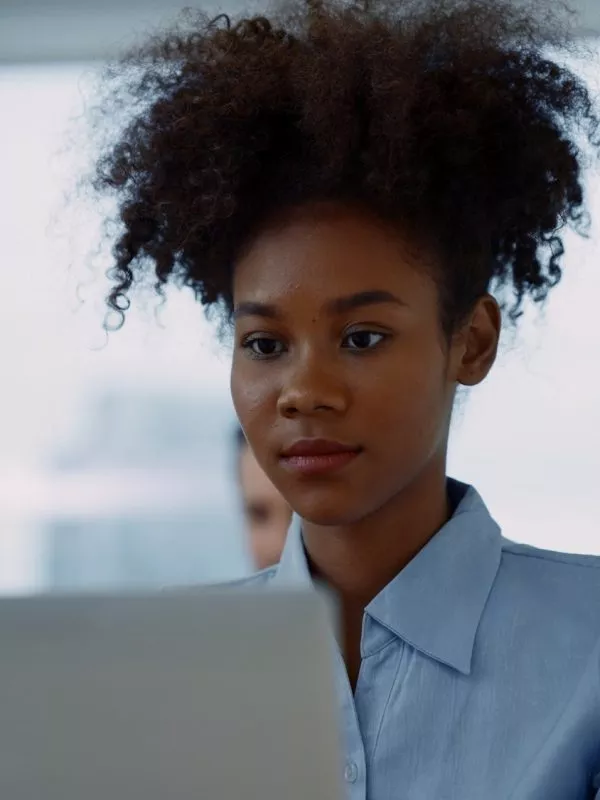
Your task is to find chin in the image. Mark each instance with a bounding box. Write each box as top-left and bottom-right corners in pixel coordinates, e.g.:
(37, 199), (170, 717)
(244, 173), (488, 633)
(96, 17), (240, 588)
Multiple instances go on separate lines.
(289, 494), (365, 527)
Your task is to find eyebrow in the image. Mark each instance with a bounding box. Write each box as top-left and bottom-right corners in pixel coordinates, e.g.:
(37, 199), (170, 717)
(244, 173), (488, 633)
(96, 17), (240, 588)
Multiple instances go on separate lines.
(233, 301), (280, 320)
(325, 290), (407, 315)
(233, 290), (406, 320)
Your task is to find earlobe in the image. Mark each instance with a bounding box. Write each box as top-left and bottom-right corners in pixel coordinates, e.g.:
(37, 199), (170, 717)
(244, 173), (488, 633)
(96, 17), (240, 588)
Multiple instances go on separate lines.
(455, 347), (482, 387)
(457, 364), (484, 388)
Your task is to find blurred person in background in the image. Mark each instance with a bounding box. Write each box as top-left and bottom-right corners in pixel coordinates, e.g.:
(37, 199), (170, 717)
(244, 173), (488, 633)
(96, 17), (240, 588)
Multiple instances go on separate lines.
(235, 426), (291, 570)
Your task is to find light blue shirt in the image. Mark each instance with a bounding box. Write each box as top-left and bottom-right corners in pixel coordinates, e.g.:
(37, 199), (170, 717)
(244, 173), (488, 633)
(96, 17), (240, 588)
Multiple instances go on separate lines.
(242, 480), (600, 799)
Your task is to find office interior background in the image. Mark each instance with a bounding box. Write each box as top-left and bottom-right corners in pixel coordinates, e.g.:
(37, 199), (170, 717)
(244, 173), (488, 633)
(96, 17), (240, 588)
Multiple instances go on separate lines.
(2, 0), (600, 594)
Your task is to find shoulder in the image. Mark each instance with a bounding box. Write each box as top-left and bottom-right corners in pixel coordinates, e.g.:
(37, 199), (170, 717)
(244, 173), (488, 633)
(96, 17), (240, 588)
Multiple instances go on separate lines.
(217, 565), (278, 590)
(494, 537), (600, 636)
(500, 537), (600, 575)
(160, 565), (278, 594)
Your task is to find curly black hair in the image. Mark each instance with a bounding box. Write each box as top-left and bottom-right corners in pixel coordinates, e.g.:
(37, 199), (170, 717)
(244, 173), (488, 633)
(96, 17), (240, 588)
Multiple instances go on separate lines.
(90, 0), (599, 334)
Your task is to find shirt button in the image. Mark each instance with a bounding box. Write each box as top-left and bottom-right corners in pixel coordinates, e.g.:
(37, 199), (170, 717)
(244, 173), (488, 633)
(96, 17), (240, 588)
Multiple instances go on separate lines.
(344, 760), (359, 784)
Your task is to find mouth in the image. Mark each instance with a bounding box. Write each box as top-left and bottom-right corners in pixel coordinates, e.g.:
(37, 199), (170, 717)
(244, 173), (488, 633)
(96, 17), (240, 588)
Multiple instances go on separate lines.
(279, 439), (362, 476)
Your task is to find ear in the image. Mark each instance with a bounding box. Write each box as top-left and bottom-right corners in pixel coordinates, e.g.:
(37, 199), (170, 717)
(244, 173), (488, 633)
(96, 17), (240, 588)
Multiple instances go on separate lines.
(452, 295), (501, 387)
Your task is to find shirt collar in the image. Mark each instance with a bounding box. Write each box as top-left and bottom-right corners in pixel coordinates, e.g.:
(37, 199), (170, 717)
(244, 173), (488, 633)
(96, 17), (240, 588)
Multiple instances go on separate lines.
(271, 480), (502, 676)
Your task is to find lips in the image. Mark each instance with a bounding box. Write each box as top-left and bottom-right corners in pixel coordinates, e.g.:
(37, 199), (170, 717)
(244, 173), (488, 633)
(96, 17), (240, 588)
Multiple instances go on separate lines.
(279, 439), (362, 476)
(281, 439), (359, 457)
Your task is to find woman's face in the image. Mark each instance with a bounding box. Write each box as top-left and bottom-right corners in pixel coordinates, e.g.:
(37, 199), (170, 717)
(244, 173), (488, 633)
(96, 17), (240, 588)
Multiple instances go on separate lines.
(231, 201), (496, 526)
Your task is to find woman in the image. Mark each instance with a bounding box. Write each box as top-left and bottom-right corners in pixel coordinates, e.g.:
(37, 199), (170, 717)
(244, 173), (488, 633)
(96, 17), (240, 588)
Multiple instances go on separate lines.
(235, 425), (291, 569)
(91, 0), (600, 795)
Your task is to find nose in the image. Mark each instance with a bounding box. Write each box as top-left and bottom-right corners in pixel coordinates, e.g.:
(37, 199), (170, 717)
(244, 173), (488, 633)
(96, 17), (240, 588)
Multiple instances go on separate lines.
(277, 351), (349, 419)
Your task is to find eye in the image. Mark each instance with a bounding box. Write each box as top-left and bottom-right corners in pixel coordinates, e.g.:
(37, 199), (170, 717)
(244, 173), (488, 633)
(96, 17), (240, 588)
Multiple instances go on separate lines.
(342, 330), (387, 351)
(241, 335), (285, 359)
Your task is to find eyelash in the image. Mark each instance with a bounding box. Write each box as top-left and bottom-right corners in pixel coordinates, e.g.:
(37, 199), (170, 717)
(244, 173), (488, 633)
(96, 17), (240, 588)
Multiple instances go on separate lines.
(240, 330), (389, 360)
(241, 335), (286, 360)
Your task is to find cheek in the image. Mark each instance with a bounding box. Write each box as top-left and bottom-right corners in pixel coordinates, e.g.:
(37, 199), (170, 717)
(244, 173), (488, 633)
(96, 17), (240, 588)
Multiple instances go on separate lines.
(408, 369), (453, 455)
(230, 358), (277, 438)
(361, 349), (450, 441)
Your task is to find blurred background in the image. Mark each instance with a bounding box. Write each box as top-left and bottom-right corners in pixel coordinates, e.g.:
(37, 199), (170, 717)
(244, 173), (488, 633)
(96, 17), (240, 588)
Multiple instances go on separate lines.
(1, 0), (600, 595)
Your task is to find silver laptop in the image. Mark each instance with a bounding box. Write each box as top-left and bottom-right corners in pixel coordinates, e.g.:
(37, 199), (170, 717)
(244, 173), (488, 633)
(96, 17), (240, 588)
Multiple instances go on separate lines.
(0, 589), (343, 800)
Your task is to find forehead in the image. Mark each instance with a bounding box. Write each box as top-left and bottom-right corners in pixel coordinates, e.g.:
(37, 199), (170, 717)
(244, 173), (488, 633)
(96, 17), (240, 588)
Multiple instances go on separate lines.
(233, 202), (437, 306)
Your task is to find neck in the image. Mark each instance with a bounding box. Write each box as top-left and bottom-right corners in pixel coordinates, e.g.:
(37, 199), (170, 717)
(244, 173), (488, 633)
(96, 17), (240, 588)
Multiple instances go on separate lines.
(302, 458), (451, 609)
